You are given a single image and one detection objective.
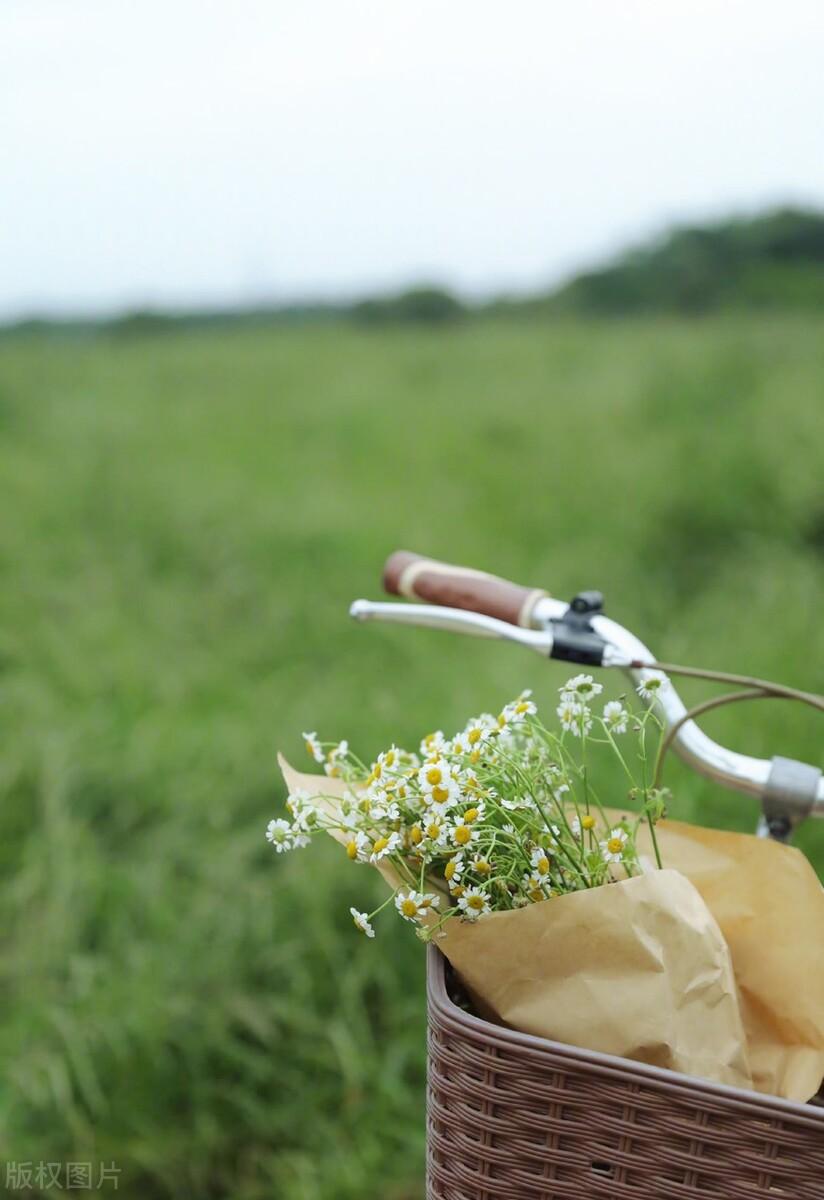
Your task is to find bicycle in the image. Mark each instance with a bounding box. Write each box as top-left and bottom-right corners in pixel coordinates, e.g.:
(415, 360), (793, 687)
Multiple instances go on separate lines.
(351, 551), (824, 1200)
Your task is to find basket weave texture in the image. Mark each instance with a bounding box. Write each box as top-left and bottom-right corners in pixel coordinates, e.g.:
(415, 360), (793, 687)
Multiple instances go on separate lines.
(426, 946), (824, 1200)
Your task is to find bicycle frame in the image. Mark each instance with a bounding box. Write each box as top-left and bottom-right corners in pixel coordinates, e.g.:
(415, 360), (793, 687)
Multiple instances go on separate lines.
(350, 594), (824, 841)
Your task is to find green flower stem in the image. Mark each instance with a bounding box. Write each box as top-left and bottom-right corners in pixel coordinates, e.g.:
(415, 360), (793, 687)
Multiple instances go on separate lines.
(637, 719), (663, 870)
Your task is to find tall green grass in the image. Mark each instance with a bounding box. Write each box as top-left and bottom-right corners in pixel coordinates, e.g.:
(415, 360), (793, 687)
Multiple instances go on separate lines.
(0, 315), (822, 1198)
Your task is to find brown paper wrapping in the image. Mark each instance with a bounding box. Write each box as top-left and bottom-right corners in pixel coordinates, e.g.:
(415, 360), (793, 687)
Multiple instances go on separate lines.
(635, 818), (824, 1101)
(279, 757), (824, 1099)
(438, 867), (752, 1088)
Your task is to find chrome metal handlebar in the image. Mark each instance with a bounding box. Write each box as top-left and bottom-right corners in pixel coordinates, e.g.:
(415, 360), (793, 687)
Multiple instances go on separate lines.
(350, 596), (824, 832)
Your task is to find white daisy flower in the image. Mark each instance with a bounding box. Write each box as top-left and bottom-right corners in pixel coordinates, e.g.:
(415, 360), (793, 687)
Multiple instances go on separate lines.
(449, 821), (479, 850)
(463, 721), (492, 750)
(285, 789), (315, 831)
(419, 763), (462, 814)
(600, 827), (629, 863)
(302, 731), (324, 764)
(324, 740), (349, 777)
(365, 787), (400, 822)
(460, 800), (486, 823)
(395, 889), (440, 923)
(559, 674), (603, 702)
(368, 831), (402, 863)
(384, 775), (410, 802)
(344, 829), (370, 862)
(522, 871), (552, 900)
(418, 756), (452, 787)
(570, 813), (595, 838)
(556, 698), (580, 731)
(556, 699), (592, 737)
(422, 782), (460, 820)
(449, 731), (470, 756)
(350, 907), (375, 937)
(602, 701), (628, 734)
(427, 791), (462, 820)
(502, 695), (538, 725)
(443, 855), (465, 888)
(419, 730), (447, 758)
(458, 888), (492, 920)
(377, 744), (403, 774)
(471, 855), (493, 876)
(636, 670), (669, 702)
(265, 818), (294, 852)
(422, 817), (449, 848)
(530, 846), (553, 876)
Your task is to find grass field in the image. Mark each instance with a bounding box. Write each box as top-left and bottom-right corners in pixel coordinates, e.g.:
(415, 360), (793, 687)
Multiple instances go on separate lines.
(1, 314), (822, 1199)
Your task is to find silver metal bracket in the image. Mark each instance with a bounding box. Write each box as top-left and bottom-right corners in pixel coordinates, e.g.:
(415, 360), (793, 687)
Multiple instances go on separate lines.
(758, 756), (823, 842)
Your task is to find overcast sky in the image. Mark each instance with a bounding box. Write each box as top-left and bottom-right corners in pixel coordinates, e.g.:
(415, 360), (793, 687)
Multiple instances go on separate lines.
(2, 0), (824, 319)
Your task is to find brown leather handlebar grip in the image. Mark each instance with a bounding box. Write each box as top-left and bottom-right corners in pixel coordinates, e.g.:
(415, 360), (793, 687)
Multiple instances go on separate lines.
(383, 551), (548, 629)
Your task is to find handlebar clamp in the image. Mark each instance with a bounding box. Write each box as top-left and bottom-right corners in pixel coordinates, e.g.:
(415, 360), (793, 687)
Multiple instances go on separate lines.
(549, 591), (609, 667)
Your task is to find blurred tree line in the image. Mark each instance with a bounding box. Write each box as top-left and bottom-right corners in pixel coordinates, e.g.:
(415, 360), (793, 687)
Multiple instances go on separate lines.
(549, 207), (824, 315)
(5, 207), (824, 337)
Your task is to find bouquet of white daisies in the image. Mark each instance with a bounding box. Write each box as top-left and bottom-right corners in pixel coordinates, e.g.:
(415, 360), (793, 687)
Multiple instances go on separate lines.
(270, 672), (824, 1097)
(269, 673), (669, 939)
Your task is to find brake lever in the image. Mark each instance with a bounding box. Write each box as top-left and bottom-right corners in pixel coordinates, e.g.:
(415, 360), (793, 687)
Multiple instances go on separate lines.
(349, 599), (632, 668)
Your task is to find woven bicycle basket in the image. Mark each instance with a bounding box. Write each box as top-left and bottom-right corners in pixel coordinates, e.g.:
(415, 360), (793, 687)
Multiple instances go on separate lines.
(426, 946), (824, 1200)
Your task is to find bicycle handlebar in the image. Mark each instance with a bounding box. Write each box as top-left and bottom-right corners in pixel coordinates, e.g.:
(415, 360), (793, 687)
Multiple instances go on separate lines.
(383, 551), (549, 629)
(365, 551), (824, 835)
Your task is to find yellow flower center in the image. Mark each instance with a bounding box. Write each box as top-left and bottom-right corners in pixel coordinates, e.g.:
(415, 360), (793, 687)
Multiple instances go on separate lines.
(454, 825), (472, 846)
(582, 814), (596, 831)
(536, 855), (550, 876)
(401, 898), (418, 918)
(426, 766), (443, 786)
(426, 823), (441, 840)
(431, 785), (450, 805)
(444, 860), (457, 881)
(346, 839), (358, 860)
(497, 712), (507, 728)
(463, 807), (479, 823)
(474, 859), (491, 876)
(515, 701), (529, 714)
(468, 728), (481, 744)
(305, 740), (314, 756)
(529, 888), (545, 903)
(467, 894), (485, 911)
(410, 825), (423, 845)
(424, 733), (436, 747)
(384, 750), (396, 767)
(372, 836), (389, 855)
(607, 836), (624, 855)
(450, 883), (464, 897)
(469, 749), (481, 764)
